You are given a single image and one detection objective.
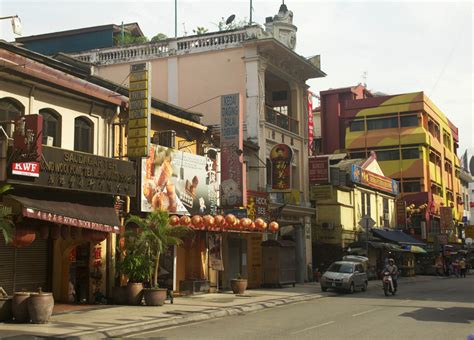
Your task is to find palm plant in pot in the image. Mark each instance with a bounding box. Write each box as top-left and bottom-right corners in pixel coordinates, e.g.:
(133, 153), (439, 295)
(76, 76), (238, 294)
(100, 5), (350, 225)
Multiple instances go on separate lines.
(126, 210), (191, 306)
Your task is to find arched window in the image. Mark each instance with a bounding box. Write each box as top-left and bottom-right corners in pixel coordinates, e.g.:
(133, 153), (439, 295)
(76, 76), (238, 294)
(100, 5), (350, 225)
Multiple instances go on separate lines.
(74, 117), (93, 153)
(0, 97), (24, 122)
(39, 108), (61, 147)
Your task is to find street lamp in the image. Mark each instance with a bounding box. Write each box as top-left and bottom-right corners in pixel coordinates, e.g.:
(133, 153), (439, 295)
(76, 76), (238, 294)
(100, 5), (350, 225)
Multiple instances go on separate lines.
(0, 15), (22, 36)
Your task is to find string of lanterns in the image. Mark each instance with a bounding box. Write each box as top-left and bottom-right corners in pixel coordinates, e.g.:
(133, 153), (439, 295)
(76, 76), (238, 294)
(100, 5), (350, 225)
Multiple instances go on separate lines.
(169, 214), (279, 233)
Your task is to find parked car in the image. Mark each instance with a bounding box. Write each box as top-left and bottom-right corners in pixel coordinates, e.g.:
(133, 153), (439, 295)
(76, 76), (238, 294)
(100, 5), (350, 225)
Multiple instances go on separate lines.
(320, 261), (368, 293)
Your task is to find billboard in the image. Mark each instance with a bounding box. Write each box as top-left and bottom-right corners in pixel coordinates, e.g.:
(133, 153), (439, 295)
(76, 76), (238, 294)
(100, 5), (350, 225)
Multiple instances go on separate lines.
(351, 165), (399, 195)
(141, 144), (218, 215)
(309, 156), (329, 184)
(12, 114), (43, 177)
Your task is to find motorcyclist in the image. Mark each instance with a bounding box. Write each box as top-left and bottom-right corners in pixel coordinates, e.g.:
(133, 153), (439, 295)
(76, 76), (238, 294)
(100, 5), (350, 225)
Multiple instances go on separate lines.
(382, 258), (399, 291)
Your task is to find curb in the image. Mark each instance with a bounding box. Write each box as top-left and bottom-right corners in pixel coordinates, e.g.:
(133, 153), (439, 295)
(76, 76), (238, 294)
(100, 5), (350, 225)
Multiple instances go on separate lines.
(69, 293), (329, 338)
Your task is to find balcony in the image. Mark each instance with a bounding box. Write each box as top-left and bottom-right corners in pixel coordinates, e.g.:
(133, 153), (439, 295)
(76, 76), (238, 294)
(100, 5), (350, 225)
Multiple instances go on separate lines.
(265, 106), (299, 134)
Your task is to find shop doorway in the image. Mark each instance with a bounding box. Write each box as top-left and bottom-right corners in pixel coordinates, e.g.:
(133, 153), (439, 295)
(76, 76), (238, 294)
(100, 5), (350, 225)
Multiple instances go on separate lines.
(226, 236), (247, 288)
(69, 243), (90, 303)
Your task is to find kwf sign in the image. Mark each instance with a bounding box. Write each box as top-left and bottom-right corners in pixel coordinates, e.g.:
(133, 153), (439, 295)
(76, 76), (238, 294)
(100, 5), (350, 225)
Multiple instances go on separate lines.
(12, 162), (40, 177)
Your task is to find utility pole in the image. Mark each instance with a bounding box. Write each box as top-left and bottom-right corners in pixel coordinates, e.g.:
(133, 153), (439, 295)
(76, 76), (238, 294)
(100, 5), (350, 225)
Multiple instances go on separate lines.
(175, 0), (178, 38)
(249, 0), (253, 25)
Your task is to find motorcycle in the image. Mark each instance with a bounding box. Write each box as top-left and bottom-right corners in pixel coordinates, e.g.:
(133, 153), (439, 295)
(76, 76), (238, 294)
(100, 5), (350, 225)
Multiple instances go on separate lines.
(382, 271), (396, 296)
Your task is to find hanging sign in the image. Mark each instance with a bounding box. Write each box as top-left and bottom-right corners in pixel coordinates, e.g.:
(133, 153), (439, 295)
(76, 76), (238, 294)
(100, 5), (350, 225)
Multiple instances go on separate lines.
(128, 62), (151, 158)
(308, 91), (314, 155)
(309, 156), (329, 184)
(12, 114), (43, 177)
(396, 200), (407, 229)
(247, 191), (269, 220)
(270, 144), (293, 191)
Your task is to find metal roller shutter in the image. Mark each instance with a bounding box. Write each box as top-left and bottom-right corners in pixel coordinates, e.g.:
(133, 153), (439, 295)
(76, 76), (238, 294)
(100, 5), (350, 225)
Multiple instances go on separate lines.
(0, 235), (15, 295)
(15, 237), (50, 293)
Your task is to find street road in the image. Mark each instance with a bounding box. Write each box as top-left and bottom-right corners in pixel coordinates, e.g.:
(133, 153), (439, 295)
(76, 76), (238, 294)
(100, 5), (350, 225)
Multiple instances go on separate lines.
(126, 275), (474, 340)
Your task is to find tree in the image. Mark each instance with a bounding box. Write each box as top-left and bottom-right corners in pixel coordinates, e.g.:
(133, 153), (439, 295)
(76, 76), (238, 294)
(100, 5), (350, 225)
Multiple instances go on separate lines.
(0, 184), (13, 245)
(193, 26), (209, 35)
(126, 211), (191, 288)
(113, 32), (149, 46)
(151, 33), (168, 42)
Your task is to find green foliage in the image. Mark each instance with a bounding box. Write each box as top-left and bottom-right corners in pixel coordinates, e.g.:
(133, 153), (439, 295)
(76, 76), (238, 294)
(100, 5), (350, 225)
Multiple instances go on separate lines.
(0, 184), (13, 245)
(193, 26), (209, 35)
(125, 210), (191, 287)
(151, 33), (168, 42)
(114, 32), (149, 46)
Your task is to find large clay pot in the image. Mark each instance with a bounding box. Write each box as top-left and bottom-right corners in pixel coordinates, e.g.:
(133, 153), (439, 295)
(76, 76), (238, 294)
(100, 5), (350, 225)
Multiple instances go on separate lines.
(126, 282), (143, 305)
(230, 279), (248, 295)
(28, 292), (54, 324)
(0, 297), (12, 322)
(112, 286), (128, 305)
(12, 292), (30, 323)
(143, 288), (167, 306)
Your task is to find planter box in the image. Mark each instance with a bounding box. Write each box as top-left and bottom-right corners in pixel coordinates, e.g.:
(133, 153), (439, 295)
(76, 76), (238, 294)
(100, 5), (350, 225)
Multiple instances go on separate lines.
(179, 280), (210, 295)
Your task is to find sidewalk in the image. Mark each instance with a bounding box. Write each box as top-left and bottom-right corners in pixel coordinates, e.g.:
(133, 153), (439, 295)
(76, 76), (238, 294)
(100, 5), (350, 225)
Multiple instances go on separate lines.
(0, 276), (437, 339)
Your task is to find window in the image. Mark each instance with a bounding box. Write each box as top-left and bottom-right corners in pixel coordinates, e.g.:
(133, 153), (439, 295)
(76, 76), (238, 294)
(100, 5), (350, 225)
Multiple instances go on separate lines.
(431, 182), (442, 196)
(446, 191), (454, 202)
(39, 109), (61, 147)
(350, 151), (366, 159)
(401, 148), (420, 160)
(403, 181), (421, 193)
(0, 97), (24, 121)
(349, 120), (365, 132)
(74, 117), (93, 153)
(376, 149), (400, 161)
(367, 117), (398, 130)
(431, 219), (440, 234)
(361, 192), (371, 217)
(443, 130), (451, 150)
(400, 115), (418, 127)
(383, 198), (389, 228)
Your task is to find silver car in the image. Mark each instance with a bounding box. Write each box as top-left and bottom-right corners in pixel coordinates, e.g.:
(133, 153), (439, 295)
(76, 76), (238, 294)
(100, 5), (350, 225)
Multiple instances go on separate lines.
(320, 261), (368, 293)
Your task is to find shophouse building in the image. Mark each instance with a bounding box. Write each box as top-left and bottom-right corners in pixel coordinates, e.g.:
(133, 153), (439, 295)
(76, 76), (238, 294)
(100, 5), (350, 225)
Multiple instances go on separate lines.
(32, 4), (327, 285)
(320, 87), (464, 245)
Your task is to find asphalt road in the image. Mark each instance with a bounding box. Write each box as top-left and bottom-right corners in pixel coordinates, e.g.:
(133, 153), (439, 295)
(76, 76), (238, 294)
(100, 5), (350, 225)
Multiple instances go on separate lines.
(126, 275), (474, 340)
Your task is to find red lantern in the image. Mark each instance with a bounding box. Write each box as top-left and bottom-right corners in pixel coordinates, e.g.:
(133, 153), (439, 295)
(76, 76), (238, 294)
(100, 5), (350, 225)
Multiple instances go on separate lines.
(203, 215), (214, 228)
(169, 215), (180, 226)
(82, 229), (107, 243)
(269, 221), (279, 232)
(225, 214), (236, 227)
(249, 222), (256, 230)
(50, 224), (60, 240)
(240, 218), (252, 229)
(215, 215), (225, 228)
(10, 226), (36, 248)
(254, 218), (265, 230)
(191, 215), (203, 229)
(262, 222), (268, 230)
(70, 227), (80, 240)
(180, 215), (191, 226)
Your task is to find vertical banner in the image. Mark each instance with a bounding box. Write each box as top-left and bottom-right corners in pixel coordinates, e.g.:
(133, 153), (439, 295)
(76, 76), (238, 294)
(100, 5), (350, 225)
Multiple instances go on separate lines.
(440, 206), (453, 232)
(396, 200), (407, 229)
(270, 144), (293, 191)
(220, 94), (245, 208)
(12, 114), (43, 177)
(128, 62), (151, 158)
(247, 191), (269, 220)
(308, 91), (314, 155)
(208, 233), (224, 271)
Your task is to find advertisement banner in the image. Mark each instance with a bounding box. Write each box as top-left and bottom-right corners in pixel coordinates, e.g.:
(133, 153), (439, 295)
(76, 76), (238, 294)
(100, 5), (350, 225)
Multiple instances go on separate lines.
(440, 206), (453, 231)
(208, 233), (224, 271)
(396, 200), (407, 229)
(12, 114), (43, 177)
(220, 94), (245, 208)
(351, 165), (399, 195)
(308, 91), (314, 155)
(141, 144), (218, 215)
(270, 144), (293, 191)
(309, 156), (329, 184)
(247, 191), (269, 220)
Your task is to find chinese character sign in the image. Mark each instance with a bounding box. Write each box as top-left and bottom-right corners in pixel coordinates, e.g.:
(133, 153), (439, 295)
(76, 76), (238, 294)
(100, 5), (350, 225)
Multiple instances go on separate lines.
(247, 191), (269, 220)
(220, 94), (245, 208)
(270, 144), (293, 191)
(309, 156), (329, 184)
(308, 91), (314, 155)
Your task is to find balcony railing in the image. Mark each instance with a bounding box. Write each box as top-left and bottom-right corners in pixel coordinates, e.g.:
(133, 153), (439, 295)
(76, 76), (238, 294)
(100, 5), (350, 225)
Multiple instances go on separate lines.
(265, 106), (299, 134)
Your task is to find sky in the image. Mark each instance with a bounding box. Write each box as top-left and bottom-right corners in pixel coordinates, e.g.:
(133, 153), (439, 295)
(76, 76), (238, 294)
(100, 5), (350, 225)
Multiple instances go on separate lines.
(1, 0), (472, 152)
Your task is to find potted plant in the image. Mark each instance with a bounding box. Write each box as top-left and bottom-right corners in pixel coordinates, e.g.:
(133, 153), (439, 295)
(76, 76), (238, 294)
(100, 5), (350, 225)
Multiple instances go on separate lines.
(0, 184), (13, 321)
(230, 274), (248, 295)
(126, 210), (190, 306)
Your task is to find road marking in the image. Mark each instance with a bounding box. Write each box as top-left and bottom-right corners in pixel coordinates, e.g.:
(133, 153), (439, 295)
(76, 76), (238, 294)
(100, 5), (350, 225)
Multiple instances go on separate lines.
(352, 308), (381, 317)
(290, 321), (335, 335)
(123, 319), (213, 337)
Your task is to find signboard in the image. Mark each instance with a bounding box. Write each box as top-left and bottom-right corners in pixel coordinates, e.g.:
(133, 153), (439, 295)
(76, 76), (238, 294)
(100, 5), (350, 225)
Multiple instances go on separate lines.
(8, 146), (136, 196)
(310, 185), (333, 201)
(270, 144), (293, 191)
(208, 233), (224, 271)
(309, 156), (329, 184)
(308, 91), (314, 155)
(440, 206), (453, 231)
(12, 114), (43, 177)
(247, 191), (269, 220)
(396, 200), (407, 229)
(351, 165), (399, 195)
(464, 226), (474, 239)
(141, 144), (218, 215)
(220, 94), (245, 208)
(128, 62), (151, 158)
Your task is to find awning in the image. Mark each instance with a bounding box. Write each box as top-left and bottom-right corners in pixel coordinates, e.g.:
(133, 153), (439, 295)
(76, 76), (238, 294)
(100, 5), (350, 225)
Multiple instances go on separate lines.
(372, 228), (426, 246)
(5, 195), (120, 233)
(403, 245), (427, 254)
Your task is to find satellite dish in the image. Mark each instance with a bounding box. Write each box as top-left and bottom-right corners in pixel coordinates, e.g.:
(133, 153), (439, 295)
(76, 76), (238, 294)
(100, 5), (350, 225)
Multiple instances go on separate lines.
(226, 14), (236, 25)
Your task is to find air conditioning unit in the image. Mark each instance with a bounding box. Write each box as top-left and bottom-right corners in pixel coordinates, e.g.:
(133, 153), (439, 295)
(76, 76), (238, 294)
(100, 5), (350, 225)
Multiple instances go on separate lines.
(152, 130), (176, 148)
(46, 136), (54, 146)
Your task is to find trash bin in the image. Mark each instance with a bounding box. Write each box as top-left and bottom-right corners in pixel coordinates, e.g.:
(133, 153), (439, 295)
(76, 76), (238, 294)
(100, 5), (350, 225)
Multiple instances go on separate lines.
(262, 239), (296, 287)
